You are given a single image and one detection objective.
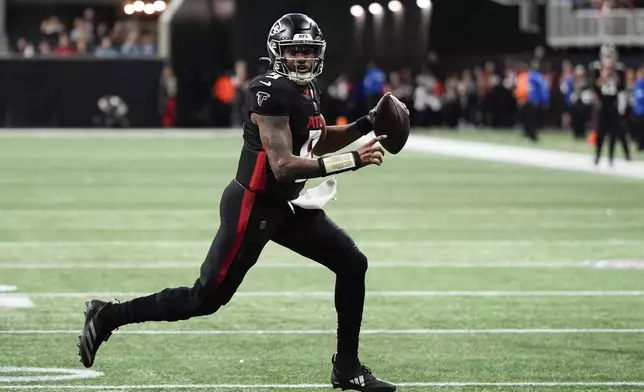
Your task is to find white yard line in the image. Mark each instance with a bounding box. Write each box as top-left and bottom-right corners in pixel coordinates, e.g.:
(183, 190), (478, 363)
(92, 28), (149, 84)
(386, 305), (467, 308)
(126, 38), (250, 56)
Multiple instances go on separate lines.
(2, 381), (644, 389)
(0, 286), (33, 308)
(0, 367), (102, 383)
(403, 134), (644, 180)
(2, 328), (644, 336)
(6, 290), (644, 299)
(0, 261), (590, 269)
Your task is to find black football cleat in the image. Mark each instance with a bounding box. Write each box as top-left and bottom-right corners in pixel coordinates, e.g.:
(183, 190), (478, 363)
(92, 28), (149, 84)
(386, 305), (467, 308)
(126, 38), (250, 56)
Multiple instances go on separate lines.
(77, 300), (116, 368)
(331, 354), (397, 392)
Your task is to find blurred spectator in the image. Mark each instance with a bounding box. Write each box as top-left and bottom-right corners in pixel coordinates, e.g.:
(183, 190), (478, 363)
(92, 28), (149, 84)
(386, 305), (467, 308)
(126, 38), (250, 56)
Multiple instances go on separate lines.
(95, 37), (118, 57)
(515, 61), (549, 142)
(474, 67), (487, 124)
(213, 72), (236, 127)
(160, 65), (178, 127)
(569, 65), (592, 140)
(111, 21), (126, 46)
(140, 34), (157, 56)
(633, 65), (644, 150)
(76, 39), (89, 55)
(386, 71), (414, 107)
(97, 23), (109, 41)
(624, 68), (637, 142)
(38, 40), (52, 56)
(442, 75), (462, 128)
(414, 66), (442, 127)
(363, 62), (386, 109)
(458, 69), (478, 126)
(231, 60), (249, 126)
(399, 68), (415, 118)
(560, 60), (575, 129)
(16, 37), (35, 58)
(70, 17), (90, 44)
(327, 72), (352, 125)
(40, 16), (64, 40)
(121, 31), (140, 56)
(83, 8), (96, 43)
(54, 34), (76, 56)
(483, 61), (501, 126)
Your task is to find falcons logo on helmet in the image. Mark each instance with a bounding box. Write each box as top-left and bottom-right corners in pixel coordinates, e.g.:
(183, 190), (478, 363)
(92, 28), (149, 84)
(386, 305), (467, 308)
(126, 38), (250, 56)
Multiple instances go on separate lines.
(270, 21), (282, 35)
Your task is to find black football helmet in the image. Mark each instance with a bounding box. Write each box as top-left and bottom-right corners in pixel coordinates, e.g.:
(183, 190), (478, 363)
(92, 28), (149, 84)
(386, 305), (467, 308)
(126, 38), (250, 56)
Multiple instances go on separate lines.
(600, 43), (618, 69)
(600, 43), (617, 61)
(265, 13), (326, 85)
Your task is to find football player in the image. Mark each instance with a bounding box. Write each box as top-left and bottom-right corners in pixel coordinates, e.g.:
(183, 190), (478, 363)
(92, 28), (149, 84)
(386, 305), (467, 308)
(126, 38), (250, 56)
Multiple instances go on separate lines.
(589, 44), (631, 165)
(569, 65), (593, 140)
(77, 13), (399, 392)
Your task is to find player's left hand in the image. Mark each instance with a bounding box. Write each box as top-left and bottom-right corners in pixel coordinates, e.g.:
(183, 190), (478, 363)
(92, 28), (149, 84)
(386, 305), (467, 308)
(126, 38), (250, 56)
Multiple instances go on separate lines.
(367, 92), (410, 125)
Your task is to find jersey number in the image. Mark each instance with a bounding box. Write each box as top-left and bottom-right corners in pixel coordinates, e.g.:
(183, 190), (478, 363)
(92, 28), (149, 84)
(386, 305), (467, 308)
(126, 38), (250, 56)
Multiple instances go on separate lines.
(295, 130), (322, 183)
(602, 80), (617, 96)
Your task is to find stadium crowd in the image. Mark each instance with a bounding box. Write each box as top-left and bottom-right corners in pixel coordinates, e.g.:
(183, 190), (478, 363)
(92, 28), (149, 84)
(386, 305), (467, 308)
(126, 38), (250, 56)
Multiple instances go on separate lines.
(11, 7), (157, 58)
(211, 54), (639, 152)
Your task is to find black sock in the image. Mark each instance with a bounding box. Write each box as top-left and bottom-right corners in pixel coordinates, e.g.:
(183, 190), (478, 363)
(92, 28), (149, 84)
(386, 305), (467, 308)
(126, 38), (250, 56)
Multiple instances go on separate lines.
(100, 284), (219, 332)
(101, 293), (160, 331)
(334, 276), (364, 371)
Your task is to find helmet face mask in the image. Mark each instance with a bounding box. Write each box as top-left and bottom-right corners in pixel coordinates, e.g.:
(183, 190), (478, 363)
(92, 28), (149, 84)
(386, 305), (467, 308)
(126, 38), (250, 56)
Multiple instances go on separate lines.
(266, 14), (326, 85)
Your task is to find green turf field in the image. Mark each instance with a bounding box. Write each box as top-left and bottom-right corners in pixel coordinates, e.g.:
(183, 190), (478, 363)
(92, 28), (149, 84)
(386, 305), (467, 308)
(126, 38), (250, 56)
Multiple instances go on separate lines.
(1, 131), (644, 391)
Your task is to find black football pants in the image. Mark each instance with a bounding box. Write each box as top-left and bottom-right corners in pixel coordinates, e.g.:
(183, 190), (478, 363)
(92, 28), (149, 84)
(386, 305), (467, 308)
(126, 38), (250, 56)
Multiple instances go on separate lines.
(595, 110), (631, 164)
(635, 114), (644, 151)
(107, 180), (368, 363)
(571, 102), (589, 140)
(521, 102), (539, 142)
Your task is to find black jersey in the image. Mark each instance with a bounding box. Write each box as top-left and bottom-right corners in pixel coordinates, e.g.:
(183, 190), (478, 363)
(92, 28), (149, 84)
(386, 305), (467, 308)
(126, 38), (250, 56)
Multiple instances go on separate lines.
(589, 60), (626, 113)
(235, 72), (324, 200)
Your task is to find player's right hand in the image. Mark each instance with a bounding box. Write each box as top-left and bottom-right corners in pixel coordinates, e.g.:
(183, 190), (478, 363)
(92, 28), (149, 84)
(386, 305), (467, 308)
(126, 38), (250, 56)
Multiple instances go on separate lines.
(355, 135), (387, 167)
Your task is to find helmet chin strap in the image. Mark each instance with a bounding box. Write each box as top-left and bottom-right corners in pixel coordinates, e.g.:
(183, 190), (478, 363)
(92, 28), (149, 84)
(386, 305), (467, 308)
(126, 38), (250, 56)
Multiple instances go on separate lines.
(270, 58), (317, 84)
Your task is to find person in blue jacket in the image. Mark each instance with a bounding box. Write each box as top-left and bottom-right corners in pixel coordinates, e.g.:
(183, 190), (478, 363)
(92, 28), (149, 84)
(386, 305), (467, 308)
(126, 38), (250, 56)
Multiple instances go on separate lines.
(363, 62), (386, 112)
(633, 65), (644, 151)
(560, 60), (574, 131)
(521, 61), (550, 142)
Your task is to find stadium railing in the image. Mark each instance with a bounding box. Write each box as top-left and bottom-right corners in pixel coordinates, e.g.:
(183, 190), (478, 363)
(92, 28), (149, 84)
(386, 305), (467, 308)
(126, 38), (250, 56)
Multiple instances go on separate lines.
(547, 0), (644, 46)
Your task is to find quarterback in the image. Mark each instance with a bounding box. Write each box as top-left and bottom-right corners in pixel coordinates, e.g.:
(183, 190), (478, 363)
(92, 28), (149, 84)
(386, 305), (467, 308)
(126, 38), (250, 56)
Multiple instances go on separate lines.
(78, 13), (400, 392)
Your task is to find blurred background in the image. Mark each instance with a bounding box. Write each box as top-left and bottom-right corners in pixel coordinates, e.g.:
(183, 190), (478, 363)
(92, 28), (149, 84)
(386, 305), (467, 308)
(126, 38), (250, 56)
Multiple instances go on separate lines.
(0, 0), (643, 136)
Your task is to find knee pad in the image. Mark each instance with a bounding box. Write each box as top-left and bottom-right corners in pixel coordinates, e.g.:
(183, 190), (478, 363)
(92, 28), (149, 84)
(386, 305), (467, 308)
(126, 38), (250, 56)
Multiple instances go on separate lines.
(338, 245), (368, 278)
(190, 280), (222, 316)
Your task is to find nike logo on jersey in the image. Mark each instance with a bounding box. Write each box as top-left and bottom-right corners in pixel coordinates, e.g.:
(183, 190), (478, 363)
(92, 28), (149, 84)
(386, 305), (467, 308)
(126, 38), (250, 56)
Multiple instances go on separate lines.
(260, 81), (272, 86)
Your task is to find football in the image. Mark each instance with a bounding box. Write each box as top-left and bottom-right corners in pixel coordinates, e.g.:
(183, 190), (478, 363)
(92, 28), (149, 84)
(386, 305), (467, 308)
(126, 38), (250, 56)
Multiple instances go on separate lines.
(373, 93), (410, 155)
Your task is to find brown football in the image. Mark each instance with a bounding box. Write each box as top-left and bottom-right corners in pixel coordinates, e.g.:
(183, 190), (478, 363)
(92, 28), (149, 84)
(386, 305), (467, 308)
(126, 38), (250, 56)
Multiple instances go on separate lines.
(373, 93), (410, 154)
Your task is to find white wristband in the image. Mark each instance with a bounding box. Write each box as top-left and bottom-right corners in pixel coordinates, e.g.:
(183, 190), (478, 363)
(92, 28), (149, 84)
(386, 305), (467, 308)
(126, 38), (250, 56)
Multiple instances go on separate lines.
(319, 152), (359, 175)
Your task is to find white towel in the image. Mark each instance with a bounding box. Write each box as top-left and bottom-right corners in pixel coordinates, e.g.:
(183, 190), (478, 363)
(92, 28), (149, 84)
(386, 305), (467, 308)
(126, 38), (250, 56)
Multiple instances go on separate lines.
(290, 177), (338, 210)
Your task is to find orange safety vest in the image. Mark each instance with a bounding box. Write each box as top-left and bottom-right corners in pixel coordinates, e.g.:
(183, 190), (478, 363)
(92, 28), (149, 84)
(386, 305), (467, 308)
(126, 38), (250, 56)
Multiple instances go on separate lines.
(514, 72), (529, 105)
(214, 76), (236, 104)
